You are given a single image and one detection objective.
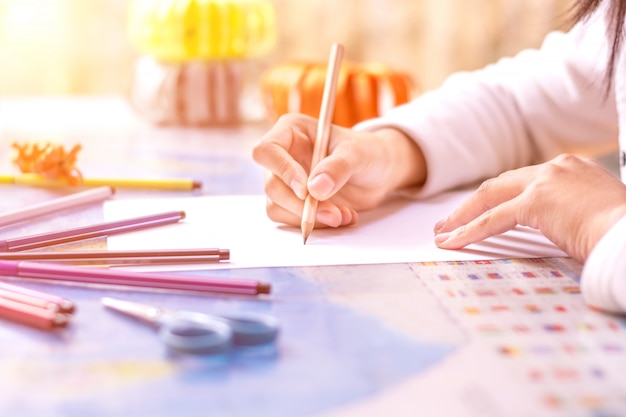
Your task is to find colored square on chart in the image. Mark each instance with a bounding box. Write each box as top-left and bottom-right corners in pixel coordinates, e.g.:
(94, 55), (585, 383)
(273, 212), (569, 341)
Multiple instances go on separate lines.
(553, 367), (579, 381)
(562, 286), (581, 294)
(528, 368), (543, 381)
(476, 289), (496, 297)
(438, 274), (451, 281)
(488, 272), (503, 280)
(446, 261), (466, 265)
(522, 271), (537, 278)
(544, 324), (566, 333)
(512, 324), (531, 333)
(579, 394), (603, 408)
(467, 274), (480, 280)
(601, 343), (623, 353)
(607, 321), (622, 331)
(491, 305), (510, 312)
(590, 367), (605, 379)
(535, 287), (555, 295)
(531, 345), (554, 355)
(464, 307), (480, 315)
(420, 261), (438, 266)
(512, 288), (526, 295)
(446, 289), (467, 298)
(526, 304), (542, 313)
(478, 324), (501, 335)
(554, 305), (567, 313)
(563, 343), (586, 354)
(542, 393), (564, 409)
(550, 270), (564, 277)
(498, 345), (520, 356)
(474, 260), (492, 265)
(578, 323), (595, 332)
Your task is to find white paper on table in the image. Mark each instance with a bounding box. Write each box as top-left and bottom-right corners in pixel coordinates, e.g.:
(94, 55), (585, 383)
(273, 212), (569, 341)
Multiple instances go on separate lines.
(104, 190), (568, 271)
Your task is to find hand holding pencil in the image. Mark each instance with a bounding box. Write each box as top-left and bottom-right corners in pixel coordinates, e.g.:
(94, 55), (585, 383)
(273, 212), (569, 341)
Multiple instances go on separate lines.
(253, 42), (423, 234)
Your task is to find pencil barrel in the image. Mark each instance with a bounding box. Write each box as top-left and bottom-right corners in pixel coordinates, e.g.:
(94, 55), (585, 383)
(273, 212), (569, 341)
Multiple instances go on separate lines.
(14, 261), (269, 296)
(0, 298), (68, 329)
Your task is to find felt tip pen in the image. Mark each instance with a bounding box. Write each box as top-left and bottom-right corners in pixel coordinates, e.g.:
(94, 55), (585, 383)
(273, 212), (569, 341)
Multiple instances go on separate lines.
(0, 260), (271, 296)
(0, 210), (187, 252)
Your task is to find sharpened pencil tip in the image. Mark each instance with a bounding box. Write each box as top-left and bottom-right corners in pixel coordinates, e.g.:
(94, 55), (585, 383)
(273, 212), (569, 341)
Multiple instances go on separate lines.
(301, 221), (313, 245)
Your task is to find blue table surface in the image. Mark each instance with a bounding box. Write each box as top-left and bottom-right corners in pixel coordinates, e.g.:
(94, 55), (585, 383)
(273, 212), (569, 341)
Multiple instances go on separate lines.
(0, 97), (624, 417)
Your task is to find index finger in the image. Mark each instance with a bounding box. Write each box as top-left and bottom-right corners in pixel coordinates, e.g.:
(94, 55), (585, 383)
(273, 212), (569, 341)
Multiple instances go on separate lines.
(435, 170), (528, 234)
(435, 197), (521, 249)
(252, 115), (318, 200)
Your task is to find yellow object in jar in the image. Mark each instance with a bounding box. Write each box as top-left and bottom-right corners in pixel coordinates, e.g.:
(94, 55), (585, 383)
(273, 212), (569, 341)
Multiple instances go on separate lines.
(128, 0), (277, 61)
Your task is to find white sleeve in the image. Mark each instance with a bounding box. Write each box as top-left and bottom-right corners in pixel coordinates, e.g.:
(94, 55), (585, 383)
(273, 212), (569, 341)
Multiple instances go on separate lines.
(581, 214), (626, 314)
(355, 10), (618, 198)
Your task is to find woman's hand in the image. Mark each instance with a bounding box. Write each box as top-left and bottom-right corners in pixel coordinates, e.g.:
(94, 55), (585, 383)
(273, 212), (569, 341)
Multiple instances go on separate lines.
(252, 114), (427, 228)
(434, 154), (626, 262)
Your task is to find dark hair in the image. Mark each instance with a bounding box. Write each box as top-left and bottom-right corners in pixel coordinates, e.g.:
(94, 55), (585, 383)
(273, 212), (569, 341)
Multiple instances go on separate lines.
(573, 0), (626, 82)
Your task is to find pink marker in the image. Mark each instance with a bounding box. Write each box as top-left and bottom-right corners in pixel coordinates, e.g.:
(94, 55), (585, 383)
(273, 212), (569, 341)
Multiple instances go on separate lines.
(0, 260), (271, 296)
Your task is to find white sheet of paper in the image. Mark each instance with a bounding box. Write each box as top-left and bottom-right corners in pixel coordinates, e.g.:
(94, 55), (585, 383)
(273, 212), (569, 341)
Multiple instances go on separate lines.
(104, 190), (567, 271)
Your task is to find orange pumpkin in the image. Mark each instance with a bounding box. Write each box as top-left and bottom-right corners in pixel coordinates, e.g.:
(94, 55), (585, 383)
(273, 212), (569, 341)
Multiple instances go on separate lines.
(260, 61), (418, 127)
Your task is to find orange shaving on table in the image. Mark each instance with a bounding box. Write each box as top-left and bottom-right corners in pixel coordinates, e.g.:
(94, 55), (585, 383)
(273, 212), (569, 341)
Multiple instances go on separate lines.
(12, 143), (84, 186)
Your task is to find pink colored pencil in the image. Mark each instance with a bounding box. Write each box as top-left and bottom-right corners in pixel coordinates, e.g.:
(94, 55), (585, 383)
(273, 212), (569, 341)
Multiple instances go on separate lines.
(0, 260), (271, 296)
(0, 297), (70, 329)
(0, 186), (115, 228)
(0, 281), (75, 312)
(0, 210), (186, 251)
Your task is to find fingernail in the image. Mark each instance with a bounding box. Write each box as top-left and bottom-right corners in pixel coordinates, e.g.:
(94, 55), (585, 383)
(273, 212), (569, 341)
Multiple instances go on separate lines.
(309, 173), (335, 200)
(290, 180), (307, 200)
(434, 232), (452, 246)
(434, 217), (447, 234)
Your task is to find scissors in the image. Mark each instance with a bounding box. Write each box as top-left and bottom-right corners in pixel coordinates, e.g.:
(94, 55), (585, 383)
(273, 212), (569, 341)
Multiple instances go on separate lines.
(101, 297), (279, 355)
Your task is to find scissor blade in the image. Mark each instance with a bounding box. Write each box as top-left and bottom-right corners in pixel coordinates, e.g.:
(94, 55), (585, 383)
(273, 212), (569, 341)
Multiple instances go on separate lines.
(101, 297), (165, 324)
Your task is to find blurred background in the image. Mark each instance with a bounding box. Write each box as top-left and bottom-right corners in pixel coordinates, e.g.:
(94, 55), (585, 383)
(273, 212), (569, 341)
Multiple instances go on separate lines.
(0, 0), (572, 97)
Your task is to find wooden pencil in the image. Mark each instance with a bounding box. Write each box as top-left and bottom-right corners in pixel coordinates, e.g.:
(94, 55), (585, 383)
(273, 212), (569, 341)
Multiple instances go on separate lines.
(0, 281), (75, 312)
(0, 186), (115, 228)
(0, 297), (70, 329)
(301, 43), (344, 244)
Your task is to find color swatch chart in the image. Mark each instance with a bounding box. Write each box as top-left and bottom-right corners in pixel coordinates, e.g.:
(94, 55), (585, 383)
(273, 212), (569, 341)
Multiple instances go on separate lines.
(413, 258), (626, 417)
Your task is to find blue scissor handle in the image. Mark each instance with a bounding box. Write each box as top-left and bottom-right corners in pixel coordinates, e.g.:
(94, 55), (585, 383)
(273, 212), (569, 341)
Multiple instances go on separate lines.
(159, 312), (233, 354)
(217, 313), (280, 346)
